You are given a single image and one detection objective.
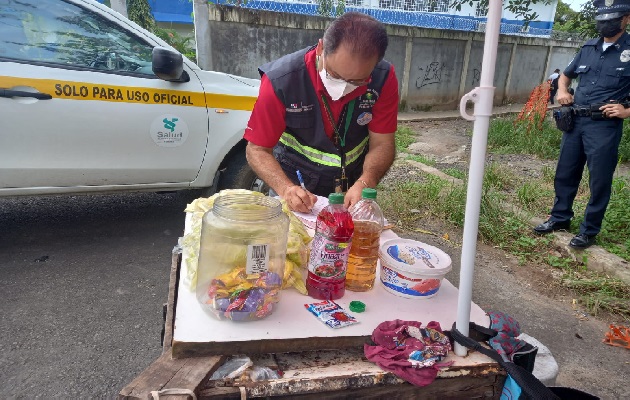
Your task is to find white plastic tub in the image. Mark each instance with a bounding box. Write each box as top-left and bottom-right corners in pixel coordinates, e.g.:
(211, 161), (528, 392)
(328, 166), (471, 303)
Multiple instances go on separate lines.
(379, 239), (452, 299)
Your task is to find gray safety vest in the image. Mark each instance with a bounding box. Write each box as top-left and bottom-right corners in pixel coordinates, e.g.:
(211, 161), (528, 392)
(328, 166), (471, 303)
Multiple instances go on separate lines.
(259, 46), (391, 196)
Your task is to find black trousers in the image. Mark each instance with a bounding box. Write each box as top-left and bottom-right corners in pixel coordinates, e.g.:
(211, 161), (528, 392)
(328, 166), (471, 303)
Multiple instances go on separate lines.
(550, 116), (623, 236)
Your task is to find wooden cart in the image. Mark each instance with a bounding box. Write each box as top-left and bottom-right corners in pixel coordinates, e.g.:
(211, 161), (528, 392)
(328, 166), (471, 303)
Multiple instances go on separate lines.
(119, 253), (505, 399)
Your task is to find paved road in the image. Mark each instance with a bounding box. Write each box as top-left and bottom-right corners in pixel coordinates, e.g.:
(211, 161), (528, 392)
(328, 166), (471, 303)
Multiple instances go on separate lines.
(0, 192), (192, 398)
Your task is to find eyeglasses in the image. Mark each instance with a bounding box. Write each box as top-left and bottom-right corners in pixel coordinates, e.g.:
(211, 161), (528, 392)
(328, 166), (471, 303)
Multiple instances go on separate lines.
(323, 57), (371, 86)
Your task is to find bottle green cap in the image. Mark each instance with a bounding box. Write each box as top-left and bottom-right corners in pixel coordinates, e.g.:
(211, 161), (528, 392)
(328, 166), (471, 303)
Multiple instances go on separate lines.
(328, 193), (344, 204)
(349, 301), (366, 313)
(362, 188), (377, 199)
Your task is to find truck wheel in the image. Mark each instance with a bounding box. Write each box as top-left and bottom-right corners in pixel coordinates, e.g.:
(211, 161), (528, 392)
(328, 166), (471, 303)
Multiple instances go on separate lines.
(219, 151), (270, 194)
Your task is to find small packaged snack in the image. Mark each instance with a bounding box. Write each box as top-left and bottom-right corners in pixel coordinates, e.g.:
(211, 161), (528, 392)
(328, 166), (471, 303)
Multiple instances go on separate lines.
(304, 300), (359, 329)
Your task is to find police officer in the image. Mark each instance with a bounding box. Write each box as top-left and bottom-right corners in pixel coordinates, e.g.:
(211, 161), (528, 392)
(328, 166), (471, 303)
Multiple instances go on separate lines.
(244, 13), (399, 213)
(534, 0), (630, 248)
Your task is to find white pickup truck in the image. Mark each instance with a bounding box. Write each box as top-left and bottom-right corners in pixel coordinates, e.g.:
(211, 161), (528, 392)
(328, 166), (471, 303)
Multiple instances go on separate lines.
(0, 0), (263, 197)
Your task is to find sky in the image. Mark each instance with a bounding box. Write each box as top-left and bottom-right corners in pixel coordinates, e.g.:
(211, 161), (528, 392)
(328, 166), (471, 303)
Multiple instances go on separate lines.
(564, 0), (590, 12)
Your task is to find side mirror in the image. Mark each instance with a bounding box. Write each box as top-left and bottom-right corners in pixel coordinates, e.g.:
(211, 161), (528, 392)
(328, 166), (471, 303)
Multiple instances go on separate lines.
(152, 47), (188, 82)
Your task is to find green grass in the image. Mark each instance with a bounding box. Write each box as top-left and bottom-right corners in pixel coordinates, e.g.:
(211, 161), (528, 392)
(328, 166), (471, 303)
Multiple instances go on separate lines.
(487, 117), (630, 262)
(488, 116), (630, 162)
(383, 121), (630, 317)
(406, 154), (436, 166)
(378, 168), (630, 319)
(487, 117), (562, 159)
(484, 162), (518, 191)
(395, 126), (416, 152)
(443, 168), (466, 179)
(598, 177), (630, 260)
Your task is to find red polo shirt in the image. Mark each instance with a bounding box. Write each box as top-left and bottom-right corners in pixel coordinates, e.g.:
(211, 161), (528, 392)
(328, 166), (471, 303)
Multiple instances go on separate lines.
(244, 48), (399, 148)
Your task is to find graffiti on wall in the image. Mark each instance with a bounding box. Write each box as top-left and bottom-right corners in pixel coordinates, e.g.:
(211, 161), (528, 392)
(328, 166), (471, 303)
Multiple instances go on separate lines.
(472, 65), (481, 86)
(415, 61), (447, 88)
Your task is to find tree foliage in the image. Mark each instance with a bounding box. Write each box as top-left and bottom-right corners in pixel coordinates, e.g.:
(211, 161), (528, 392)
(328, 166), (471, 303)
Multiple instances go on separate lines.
(317, 0), (346, 17)
(565, 1), (598, 39)
(128, 0), (155, 31)
(553, 0), (578, 32)
(126, 0), (196, 60)
(450, 0), (551, 23)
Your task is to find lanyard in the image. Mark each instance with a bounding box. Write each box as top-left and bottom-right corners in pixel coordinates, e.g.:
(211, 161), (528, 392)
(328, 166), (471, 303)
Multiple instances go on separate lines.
(321, 96), (356, 192)
(321, 96), (355, 148)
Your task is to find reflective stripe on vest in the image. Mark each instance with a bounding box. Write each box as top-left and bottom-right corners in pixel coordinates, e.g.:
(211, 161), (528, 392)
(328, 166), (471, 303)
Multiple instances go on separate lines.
(278, 133), (368, 168)
(345, 136), (369, 165)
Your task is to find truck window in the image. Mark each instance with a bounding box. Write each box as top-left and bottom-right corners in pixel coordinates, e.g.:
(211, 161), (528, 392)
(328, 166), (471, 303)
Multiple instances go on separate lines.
(0, 0), (155, 77)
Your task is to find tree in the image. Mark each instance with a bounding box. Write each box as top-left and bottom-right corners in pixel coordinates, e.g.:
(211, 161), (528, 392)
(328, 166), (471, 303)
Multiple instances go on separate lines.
(552, 0), (578, 32)
(450, 0), (552, 23)
(565, 1), (598, 39)
(317, 0), (346, 17)
(127, 0), (155, 31)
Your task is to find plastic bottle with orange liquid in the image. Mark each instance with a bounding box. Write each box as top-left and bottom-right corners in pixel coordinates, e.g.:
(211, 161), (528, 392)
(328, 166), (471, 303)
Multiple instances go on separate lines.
(346, 188), (384, 292)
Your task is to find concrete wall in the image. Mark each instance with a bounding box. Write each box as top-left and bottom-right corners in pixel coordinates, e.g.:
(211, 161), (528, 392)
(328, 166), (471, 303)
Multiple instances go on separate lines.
(203, 5), (580, 110)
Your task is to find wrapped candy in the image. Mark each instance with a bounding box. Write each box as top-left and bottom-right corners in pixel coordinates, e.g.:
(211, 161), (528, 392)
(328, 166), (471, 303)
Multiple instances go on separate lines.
(205, 269), (283, 321)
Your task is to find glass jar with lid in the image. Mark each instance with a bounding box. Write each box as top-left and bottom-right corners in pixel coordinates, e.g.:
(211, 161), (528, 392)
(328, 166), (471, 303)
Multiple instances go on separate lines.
(196, 193), (289, 321)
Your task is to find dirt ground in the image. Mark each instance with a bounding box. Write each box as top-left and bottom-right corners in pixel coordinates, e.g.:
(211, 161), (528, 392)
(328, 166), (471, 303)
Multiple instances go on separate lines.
(380, 119), (630, 400)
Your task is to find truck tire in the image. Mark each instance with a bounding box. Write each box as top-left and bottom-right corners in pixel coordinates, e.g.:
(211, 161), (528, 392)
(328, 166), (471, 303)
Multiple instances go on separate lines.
(218, 151), (269, 194)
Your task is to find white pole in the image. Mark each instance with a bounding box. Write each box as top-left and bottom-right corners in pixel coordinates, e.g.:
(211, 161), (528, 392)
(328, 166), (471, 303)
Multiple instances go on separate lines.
(110, 0), (128, 18)
(454, 0), (503, 357)
(193, 0), (213, 70)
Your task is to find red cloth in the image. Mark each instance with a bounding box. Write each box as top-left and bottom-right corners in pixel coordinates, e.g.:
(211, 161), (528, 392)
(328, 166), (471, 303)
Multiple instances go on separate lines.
(364, 320), (452, 387)
(244, 48), (399, 148)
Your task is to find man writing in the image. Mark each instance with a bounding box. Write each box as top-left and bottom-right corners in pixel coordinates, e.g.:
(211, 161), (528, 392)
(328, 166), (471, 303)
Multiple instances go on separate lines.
(534, 0), (630, 248)
(244, 12), (399, 212)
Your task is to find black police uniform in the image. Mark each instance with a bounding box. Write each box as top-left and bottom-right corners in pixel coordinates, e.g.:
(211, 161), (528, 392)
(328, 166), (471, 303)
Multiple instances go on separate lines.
(550, 31), (630, 237)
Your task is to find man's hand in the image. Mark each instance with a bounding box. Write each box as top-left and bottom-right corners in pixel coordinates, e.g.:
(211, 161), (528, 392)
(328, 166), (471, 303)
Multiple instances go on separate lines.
(246, 142), (316, 212)
(344, 182), (364, 209)
(556, 74), (574, 105)
(343, 130), (395, 209)
(283, 184), (317, 213)
(599, 103), (630, 119)
(556, 90), (574, 105)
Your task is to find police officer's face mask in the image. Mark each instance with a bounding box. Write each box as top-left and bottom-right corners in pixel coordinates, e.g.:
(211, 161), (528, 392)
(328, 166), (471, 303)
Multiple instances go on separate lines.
(597, 17), (624, 38)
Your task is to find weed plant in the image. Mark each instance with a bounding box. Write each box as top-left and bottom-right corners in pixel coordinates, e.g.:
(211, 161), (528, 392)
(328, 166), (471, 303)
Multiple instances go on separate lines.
(489, 116), (630, 162)
(487, 117), (562, 159)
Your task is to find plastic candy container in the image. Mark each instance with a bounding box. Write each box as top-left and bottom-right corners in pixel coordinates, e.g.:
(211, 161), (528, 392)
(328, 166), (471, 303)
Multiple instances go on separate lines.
(378, 239), (452, 299)
(196, 193), (289, 321)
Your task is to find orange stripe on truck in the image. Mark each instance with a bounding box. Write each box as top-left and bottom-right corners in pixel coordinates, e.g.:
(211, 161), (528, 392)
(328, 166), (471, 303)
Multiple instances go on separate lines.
(0, 76), (256, 111)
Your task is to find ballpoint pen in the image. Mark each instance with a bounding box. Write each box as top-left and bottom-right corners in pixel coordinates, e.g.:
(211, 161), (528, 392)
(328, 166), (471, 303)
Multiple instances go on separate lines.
(296, 170), (307, 190)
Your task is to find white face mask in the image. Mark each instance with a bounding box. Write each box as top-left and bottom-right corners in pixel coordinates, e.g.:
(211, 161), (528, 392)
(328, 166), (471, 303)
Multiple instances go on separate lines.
(319, 58), (359, 101)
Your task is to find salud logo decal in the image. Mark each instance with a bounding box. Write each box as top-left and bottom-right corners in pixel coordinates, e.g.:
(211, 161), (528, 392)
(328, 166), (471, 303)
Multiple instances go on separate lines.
(150, 114), (189, 147)
(163, 117), (178, 132)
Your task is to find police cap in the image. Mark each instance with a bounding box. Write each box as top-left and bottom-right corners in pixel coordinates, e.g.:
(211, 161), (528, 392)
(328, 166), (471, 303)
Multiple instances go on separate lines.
(594, 0), (630, 21)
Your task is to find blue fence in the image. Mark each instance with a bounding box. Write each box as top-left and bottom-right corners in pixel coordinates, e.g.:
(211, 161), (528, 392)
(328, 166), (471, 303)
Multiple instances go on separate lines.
(97, 0), (553, 37)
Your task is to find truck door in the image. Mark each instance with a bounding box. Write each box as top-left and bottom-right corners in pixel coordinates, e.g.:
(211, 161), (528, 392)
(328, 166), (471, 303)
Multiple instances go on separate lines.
(0, 0), (209, 190)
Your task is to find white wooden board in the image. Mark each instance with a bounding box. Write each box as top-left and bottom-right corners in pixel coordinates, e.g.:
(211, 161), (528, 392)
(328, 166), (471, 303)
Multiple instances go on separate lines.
(173, 213), (489, 351)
